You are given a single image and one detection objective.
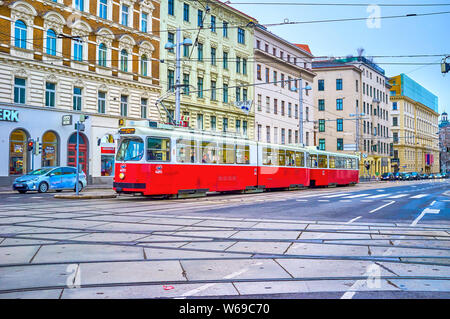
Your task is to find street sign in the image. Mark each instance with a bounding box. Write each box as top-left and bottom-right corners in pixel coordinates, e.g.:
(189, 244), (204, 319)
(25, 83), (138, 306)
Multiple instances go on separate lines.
(62, 115), (72, 126)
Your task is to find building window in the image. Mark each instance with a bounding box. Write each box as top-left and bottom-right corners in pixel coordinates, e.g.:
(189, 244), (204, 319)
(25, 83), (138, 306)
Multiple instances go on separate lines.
(273, 71), (277, 84)
(197, 77), (203, 98)
(265, 68), (270, 83)
(14, 77), (26, 104)
(318, 79), (324, 91)
(336, 98), (343, 110)
(243, 58), (247, 75)
(45, 82), (56, 107)
(337, 119), (343, 131)
(393, 117), (398, 126)
(393, 102), (398, 110)
(99, 0), (108, 19)
(197, 43), (203, 61)
(266, 97), (270, 113)
(281, 101), (285, 116)
(319, 119), (325, 132)
(336, 78), (343, 90)
(120, 95), (128, 116)
(141, 12), (148, 32)
(243, 121), (248, 136)
(196, 114), (203, 130)
(318, 99), (325, 111)
(211, 116), (216, 130)
(211, 81), (217, 101)
(257, 64), (261, 80)
(319, 139), (326, 151)
(168, 70), (174, 91)
(211, 47), (216, 65)
(223, 51), (228, 69)
(223, 118), (228, 132)
(121, 5), (129, 26)
(197, 9), (203, 27)
(120, 50), (128, 72)
(281, 74), (285, 88)
(9, 129), (28, 175)
(274, 99), (278, 114)
(236, 57), (241, 73)
(236, 87), (241, 102)
(237, 28), (245, 44)
(223, 21), (228, 37)
(223, 84), (228, 103)
(210, 15), (216, 32)
(168, 0), (174, 15)
(183, 3), (189, 22)
(168, 32), (175, 53)
(288, 102), (292, 117)
(46, 29), (57, 56)
(243, 88), (248, 101)
(75, 0), (84, 11)
(73, 38), (83, 61)
(98, 92), (106, 113)
(73, 87), (82, 111)
(337, 138), (343, 150)
(98, 43), (107, 67)
(42, 131), (59, 167)
(183, 38), (190, 57)
(281, 128), (285, 144)
(141, 55), (148, 76)
(141, 98), (147, 118)
(182, 73), (189, 95)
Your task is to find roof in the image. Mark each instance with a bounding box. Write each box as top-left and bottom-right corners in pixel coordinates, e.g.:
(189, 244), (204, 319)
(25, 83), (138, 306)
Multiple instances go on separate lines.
(215, 0), (257, 22)
(294, 44), (312, 54)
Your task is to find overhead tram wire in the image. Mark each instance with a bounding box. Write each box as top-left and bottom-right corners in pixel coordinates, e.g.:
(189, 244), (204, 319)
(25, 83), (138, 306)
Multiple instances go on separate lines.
(223, 1), (450, 7)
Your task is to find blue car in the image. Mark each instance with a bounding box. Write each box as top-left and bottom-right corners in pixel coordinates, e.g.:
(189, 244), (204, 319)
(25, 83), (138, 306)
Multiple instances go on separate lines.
(12, 167), (87, 194)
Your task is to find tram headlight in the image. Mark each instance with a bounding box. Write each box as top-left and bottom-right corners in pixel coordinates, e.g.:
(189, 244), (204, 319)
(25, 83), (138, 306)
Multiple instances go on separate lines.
(119, 173), (125, 180)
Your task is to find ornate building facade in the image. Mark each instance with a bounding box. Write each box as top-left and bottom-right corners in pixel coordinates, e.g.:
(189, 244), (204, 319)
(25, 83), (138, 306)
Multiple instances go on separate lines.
(0, 0), (161, 185)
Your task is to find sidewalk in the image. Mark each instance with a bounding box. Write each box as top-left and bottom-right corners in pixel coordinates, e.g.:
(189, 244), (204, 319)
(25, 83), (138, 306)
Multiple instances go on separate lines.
(0, 184), (113, 194)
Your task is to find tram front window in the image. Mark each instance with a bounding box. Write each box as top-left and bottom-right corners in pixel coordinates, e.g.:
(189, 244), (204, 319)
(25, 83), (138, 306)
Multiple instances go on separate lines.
(116, 137), (144, 162)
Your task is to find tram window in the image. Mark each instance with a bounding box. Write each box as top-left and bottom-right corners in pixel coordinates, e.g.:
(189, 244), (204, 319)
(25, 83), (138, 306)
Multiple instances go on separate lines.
(116, 137), (144, 161)
(318, 155), (328, 168)
(346, 158), (353, 169)
(263, 147), (278, 166)
(295, 152), (305, 167)
(329, 156), (336, 168)
(200, 141), (217, 163)
(218, 143), (235, 164)
(176, 139), (197, 163)
(236, 144), (250, 164)
(306, 154), (310, 167)
(310, 154), (318, 168)
(147, 137), (170, 162)
(286, 150), (295, 166)
(278, 149), (286, 166)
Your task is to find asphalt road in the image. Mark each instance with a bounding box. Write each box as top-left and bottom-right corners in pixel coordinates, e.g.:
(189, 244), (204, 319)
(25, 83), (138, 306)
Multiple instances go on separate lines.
(0, 179), (448, 299)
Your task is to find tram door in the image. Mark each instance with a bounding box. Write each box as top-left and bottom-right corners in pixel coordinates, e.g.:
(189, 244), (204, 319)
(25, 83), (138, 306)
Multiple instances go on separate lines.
(68, 133), (88, 173)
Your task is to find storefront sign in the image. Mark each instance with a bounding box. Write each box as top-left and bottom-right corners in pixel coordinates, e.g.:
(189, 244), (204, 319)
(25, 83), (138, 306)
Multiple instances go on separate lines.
(45, 146), (55, 154)
(62, 115), (72, 126)
(101, 147), (115, 154)
(0, 109), (19, 122)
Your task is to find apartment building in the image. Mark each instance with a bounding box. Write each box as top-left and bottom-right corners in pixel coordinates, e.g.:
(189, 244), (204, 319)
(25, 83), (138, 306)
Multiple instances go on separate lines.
(160, 0), (256, 138)
(0, 0), (161, 186)
(312, 57), (392, 177)
(389, 74), (440, 174)
(254, 25), (315, 146)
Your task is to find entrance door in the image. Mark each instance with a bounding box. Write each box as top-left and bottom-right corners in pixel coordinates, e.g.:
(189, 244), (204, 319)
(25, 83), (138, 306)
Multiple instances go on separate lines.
(68, 133), (88, 174)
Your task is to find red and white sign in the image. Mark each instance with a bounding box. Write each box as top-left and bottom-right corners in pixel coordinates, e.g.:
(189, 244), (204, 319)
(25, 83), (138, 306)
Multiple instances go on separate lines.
(101, 147), (115, 154)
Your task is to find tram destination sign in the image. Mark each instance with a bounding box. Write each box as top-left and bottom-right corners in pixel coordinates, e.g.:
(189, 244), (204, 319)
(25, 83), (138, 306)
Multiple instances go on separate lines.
(0, 108), (19, 122)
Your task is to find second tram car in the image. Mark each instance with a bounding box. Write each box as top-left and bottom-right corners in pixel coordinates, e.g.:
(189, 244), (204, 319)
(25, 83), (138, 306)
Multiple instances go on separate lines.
(113, 123), (359, 197)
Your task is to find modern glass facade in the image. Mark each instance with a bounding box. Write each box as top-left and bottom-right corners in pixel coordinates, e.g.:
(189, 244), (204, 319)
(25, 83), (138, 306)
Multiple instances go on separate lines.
(399, 74), (438, 112)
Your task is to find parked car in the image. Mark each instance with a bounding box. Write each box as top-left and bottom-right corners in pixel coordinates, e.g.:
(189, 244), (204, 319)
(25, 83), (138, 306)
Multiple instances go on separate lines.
(435, 173), (442, 179)
(393, 172), (401, 180)
(419, 173), (428, 179)
(12, 167), (87, 194)
(399, 172), (411, 180)
(442, 173), (449, 179)
(428, 173), (436, 179)
(381, 172), (394, 181)
(409, 172), (420, 180)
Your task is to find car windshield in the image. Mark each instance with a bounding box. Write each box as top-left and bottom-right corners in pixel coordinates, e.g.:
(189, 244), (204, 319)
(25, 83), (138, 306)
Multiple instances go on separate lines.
(116, 137), (144, 162)
(26, 168), (54, 176)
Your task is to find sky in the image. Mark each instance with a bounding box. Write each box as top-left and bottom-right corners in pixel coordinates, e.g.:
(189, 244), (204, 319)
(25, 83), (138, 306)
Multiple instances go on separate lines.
(229, 0), (450, 117)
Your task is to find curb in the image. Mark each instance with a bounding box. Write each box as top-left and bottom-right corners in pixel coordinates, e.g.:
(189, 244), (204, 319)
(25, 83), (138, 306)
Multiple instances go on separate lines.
(54, 194), (117, 200)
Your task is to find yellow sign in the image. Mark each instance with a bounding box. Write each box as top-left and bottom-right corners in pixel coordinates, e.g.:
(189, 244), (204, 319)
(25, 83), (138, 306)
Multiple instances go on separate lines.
(119, 128), (135, 134)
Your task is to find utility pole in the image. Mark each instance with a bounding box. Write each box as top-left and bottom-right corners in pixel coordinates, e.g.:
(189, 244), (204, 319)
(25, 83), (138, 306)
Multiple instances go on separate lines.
(175, 28), (182, 124)
(298, 78), (304, 145)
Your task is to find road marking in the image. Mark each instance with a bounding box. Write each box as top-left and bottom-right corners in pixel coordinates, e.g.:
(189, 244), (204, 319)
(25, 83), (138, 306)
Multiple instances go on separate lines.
(296, 199), (308, 202)
(346, 216), (362, 224)
(411, 208), (440, 227)
(369, 201), (395, 214)
(339, 200), (352, 202)
(366, 194), (390, 199)
(410, 194), (427, 199)
(322, 193), (350, 198)
(343, 194), (370, 199)
(318, 200), (330, 202)
(430, 200), (436, 206)
(387, 194), (408, 199)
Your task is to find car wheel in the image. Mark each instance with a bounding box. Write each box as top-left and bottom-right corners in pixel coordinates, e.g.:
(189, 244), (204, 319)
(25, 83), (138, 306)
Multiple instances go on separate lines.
(56, 190), (63, 193)
(74, 182), (83, 192)
(38, 182), (49, 193)
(18, 190), (27, 194)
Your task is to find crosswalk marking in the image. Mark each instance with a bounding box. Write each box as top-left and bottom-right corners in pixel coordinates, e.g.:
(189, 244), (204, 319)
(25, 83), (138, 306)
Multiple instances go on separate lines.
(410, 194), (428, 199)
(342, 194), (370, 199)
(322, 193), (350, 198)
(388, 194), (408, 199)
(365, 194), (390, 199)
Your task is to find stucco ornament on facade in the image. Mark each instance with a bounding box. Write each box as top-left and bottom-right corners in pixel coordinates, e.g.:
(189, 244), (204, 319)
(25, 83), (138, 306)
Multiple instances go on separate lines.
(43, 12), (66, 34)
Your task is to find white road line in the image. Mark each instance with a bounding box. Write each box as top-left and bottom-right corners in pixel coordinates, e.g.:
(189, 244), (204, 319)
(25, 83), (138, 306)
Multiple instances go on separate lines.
(365, 194), (390, 199)
(411, 208), (440, 227)
(346, 216), (362, 224)
(387, 194), (408, 199)
(410, 194), (428, 199)
(430, 200), (436, 206)
(322, 193), (350, 198)
(369, 201), (396, 214)
(318, 200), (330, 202)
(296, 199), (308, 202)
(343, 194), (370, 199)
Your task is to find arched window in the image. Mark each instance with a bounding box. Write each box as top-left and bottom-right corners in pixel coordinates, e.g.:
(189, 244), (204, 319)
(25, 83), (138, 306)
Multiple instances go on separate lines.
(98, 43), (107, 67)
(14, 20), (27, 49)
(46, 29), (57, 55)
(9, 129), (28, 175)
(73, 38), (83, 61)
(141, 55), (148, 76)
(42, 131), (59, 167)
(120, 49), (128, 72)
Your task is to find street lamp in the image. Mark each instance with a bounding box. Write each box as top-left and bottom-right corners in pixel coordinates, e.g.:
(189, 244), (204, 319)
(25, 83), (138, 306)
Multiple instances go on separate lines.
(291, 78), (311, 146)
(164, 29), (192, 125)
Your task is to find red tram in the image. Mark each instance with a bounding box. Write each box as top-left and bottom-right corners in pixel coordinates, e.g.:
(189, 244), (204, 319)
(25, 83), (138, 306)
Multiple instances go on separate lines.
(113, 123), (359, 197)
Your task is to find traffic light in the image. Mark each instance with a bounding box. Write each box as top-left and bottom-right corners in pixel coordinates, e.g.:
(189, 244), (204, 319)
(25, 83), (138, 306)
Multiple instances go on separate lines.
(27, 139), (35, 152)
(75, 122), (85, 131)
(118, 118), (125, 127)
(442, 61), (450, 74)
(33, 141), (42, 155)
